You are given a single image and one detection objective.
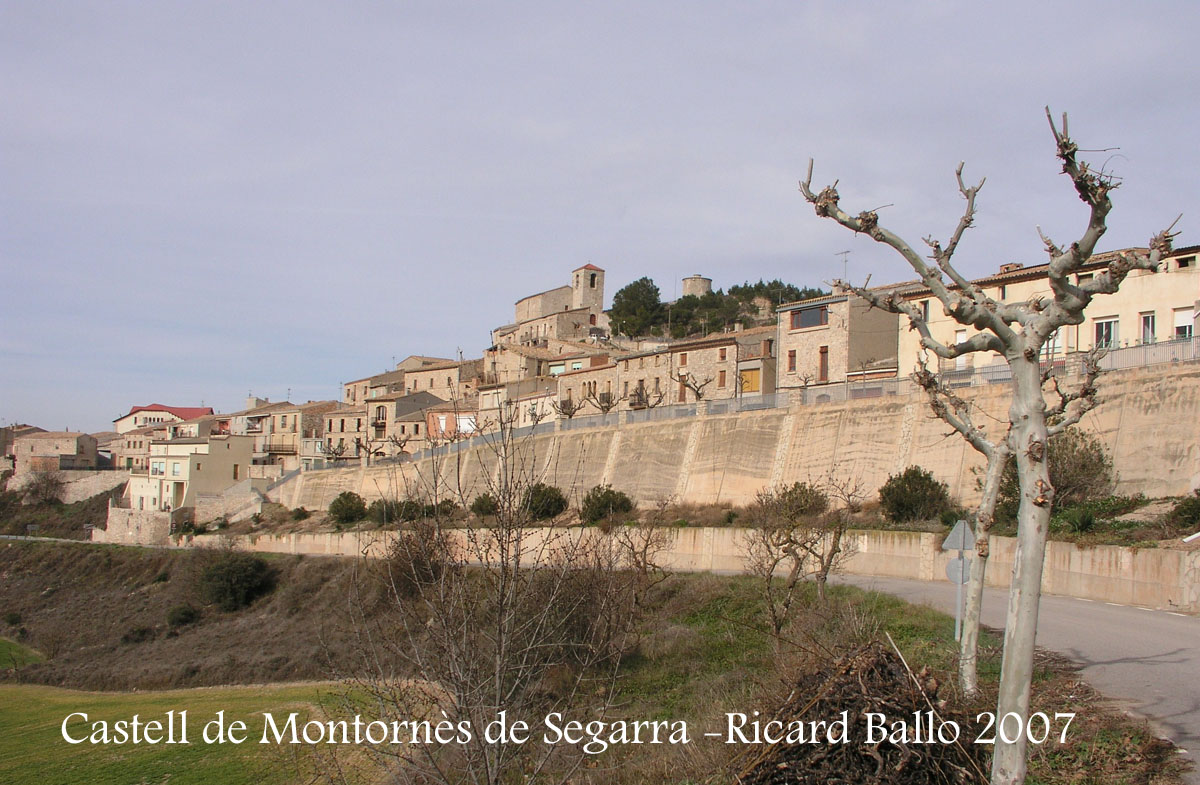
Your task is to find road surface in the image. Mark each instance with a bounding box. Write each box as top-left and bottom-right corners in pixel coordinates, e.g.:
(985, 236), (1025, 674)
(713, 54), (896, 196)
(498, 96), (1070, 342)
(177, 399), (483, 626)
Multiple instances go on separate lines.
(836, 575), (1199, 782)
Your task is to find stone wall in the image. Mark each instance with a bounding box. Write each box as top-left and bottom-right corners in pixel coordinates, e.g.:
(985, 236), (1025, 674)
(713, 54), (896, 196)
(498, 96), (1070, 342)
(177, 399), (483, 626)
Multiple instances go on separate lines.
(278, 361), (1200, 515)
(180, 526), (1200, 612)
(93, 505), (172, 547)
(8, 469), (129, 504)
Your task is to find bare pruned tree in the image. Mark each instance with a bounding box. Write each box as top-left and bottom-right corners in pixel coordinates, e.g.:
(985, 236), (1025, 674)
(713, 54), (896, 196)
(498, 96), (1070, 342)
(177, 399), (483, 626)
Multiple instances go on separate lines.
(329, 401), (645, 785)
(550, 396), (587, 419)
(799, 108), (1177, 785)
(669, 371), (714, 402)
(583, 390), (623, 415)
(627, 385), (666, 409)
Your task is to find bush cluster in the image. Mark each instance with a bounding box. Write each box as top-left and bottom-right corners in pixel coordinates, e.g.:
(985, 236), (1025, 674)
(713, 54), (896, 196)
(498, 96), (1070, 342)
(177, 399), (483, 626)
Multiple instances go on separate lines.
(1166, 490), (1200, 529)
(197, 552), (274, 611)
(166, 604), (200, 628)
(470, 493), (499, 517)
(996, 428), (1114, 522)
(522, 483), (567, 521)
(878, 466), (951, 523)
(580, 485), (634, 524)
(328, 492), (367, 525)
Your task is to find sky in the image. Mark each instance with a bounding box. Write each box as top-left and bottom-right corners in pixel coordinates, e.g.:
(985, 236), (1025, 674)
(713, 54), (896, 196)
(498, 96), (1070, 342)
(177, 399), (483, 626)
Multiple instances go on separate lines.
(2, 1), (1197, 432)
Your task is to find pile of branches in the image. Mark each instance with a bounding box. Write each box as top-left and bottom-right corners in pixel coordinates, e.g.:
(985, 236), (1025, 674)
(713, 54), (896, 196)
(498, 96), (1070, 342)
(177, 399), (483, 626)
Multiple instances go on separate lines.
(735, 641), (988, 785)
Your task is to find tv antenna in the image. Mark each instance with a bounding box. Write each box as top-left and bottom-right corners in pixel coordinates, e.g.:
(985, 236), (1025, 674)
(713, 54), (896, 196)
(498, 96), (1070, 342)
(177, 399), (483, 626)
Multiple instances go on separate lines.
(835, 250), (851, 281)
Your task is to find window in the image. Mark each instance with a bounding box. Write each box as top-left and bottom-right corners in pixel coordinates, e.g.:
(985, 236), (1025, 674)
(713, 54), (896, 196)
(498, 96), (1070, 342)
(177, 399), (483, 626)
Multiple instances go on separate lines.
(1141, 313), (1156, 344)
(719, 347), (727, 361)
(718, 370), (726, 388)
(787, 350), (796, 372)
(679, 352), (688, 366)
(1177, 255), (1195, 269)
(1094, 318), (1119, 349)
(677, 374), (687, 400)
(280, 415), (287, 428)
(623, 381), (629, 397)
(356, 419), (362, 430)
(653, 377), (660, 394)
(196, 462), (202, 472)
(171, 462), (180, 476)
(998, 285), (1007, 300)
(920, 299), (930, 321)
(955, 330), (968, 370)
(414, 423), (420, 434)
(790, 305), (828, 329)
(232, 464), (240, 481)
(1077, 273), (1093, 284)
(589, 273), (597, 288)
(818, 346), (829, 382)
(1175, 309), (1195, 339)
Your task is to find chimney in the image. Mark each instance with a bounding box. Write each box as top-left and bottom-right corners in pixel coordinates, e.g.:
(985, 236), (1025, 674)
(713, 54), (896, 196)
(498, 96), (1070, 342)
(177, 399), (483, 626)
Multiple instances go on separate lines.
(998, 262), (1023, 274)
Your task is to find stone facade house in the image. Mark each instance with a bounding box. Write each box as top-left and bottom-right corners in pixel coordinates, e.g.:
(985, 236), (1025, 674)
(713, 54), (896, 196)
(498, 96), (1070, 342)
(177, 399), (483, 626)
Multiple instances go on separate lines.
(13, 431), (99, 474)
(895, 245), (1200, 378)
(404, 359), (483, 401)
(776, 294), (899, 392)
(113, 404), (214, 435)
(492, 264), (609, 346)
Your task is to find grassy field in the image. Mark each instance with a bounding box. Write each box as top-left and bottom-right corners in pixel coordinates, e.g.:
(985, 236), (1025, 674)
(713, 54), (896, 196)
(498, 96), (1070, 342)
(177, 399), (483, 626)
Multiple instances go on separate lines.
(0, 682), (329, 785)
(0, 636), (43, 669)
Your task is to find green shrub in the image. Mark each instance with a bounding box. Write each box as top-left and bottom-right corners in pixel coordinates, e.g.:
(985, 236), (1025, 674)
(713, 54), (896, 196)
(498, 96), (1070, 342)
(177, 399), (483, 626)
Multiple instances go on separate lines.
(996, 428), (1114, 522)
(398, 500), (424, 521)
(290, 507), (311, 521)
(1166, 490), (1200, 529)
(1058, 507), (1097, 534)
(879, 466), (952, 523)
(580, 485), (634, 524)
(940, 508), (967, 528)
(3, 611), (20, 626)
(198, 552), (274, 611)
(121, 626), (155, 644)
(368, 499), (402, 524)
(522, 483), (568, 521)
(328, 492), (367, 525)
(166, 604), (200, 628)
(423, 499), (459, 519)
(470, 493), (499, 517)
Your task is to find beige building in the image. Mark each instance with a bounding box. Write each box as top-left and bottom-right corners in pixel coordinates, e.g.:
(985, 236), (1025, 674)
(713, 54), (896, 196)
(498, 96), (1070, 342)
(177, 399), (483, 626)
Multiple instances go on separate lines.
(113, 424), (168, 472)
(404, 359), (483, 401)
(113, 404), (214, 435)
(12, 431), (98, 474)
(492, 264), (609, 346)
(123, 434), (255, 512)
(893, 246), (1199, 377)
(556, 336), (742, 414)
(776, 293), (899, 391)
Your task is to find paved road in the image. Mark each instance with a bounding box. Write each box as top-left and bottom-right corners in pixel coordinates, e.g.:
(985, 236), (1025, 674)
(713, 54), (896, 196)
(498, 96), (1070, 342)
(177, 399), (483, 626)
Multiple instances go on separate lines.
(835, 575), (1200, 782)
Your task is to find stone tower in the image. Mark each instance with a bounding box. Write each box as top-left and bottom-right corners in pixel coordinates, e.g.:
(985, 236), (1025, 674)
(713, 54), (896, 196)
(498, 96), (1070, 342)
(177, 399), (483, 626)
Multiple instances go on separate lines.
(682, 274), (713, 298)
(571, 264), (605, 311)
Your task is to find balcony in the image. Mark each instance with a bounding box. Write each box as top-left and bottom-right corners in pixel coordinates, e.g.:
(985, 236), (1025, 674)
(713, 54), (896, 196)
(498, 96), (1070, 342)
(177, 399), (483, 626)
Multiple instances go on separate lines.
(262, 441), (297, 454)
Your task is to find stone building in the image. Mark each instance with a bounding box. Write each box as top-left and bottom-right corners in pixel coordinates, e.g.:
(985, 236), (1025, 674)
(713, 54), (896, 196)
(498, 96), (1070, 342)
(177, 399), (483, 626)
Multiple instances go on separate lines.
(556, 336), (741, 414)
(895, 245), (1200, 377)
(492, 264), (609, 346)
(775, 293), (899, 391)
(12, 431), (99, 474)
(113, 404), (214, 435)
(404, 359), (483, 401)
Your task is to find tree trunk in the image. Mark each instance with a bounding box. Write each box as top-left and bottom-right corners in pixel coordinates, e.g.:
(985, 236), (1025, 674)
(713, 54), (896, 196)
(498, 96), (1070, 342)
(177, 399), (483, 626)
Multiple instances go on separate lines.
(959, 444), (1007, 697)
(991, 359), (1053, 785)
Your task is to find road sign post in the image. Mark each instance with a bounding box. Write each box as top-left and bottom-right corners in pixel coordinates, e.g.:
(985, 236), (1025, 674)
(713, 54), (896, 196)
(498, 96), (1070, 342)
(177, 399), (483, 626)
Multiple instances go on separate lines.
(943, 520), (975, 641)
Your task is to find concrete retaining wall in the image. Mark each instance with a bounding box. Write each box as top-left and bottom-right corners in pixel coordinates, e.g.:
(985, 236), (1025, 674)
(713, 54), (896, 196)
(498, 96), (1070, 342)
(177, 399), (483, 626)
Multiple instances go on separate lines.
(178, 526), (1200, 613)
(279, 362), (1200, 514)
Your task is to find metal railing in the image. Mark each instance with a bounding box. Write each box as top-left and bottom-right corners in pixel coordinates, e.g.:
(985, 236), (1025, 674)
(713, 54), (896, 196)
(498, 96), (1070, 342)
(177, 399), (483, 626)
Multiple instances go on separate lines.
(295, 341), (1198, 473)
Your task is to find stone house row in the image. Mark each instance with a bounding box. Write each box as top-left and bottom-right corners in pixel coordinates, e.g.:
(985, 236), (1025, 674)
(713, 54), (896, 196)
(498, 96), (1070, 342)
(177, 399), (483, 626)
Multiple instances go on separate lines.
(775, 245), (1200, 394)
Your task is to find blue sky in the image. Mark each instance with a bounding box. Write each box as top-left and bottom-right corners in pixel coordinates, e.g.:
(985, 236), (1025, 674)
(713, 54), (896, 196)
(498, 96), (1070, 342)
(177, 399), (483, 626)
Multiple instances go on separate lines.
(3, 1), (1197, 431)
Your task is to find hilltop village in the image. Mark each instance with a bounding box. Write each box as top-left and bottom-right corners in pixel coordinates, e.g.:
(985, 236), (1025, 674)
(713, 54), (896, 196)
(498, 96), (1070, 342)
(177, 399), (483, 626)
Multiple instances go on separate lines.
(3, 247), (1198, 523)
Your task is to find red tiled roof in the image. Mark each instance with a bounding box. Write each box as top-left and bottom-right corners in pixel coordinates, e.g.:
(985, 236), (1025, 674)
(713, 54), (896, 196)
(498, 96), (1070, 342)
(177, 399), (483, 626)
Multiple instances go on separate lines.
(118, 404), (215, 422)
(576, 263), (604, 271)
